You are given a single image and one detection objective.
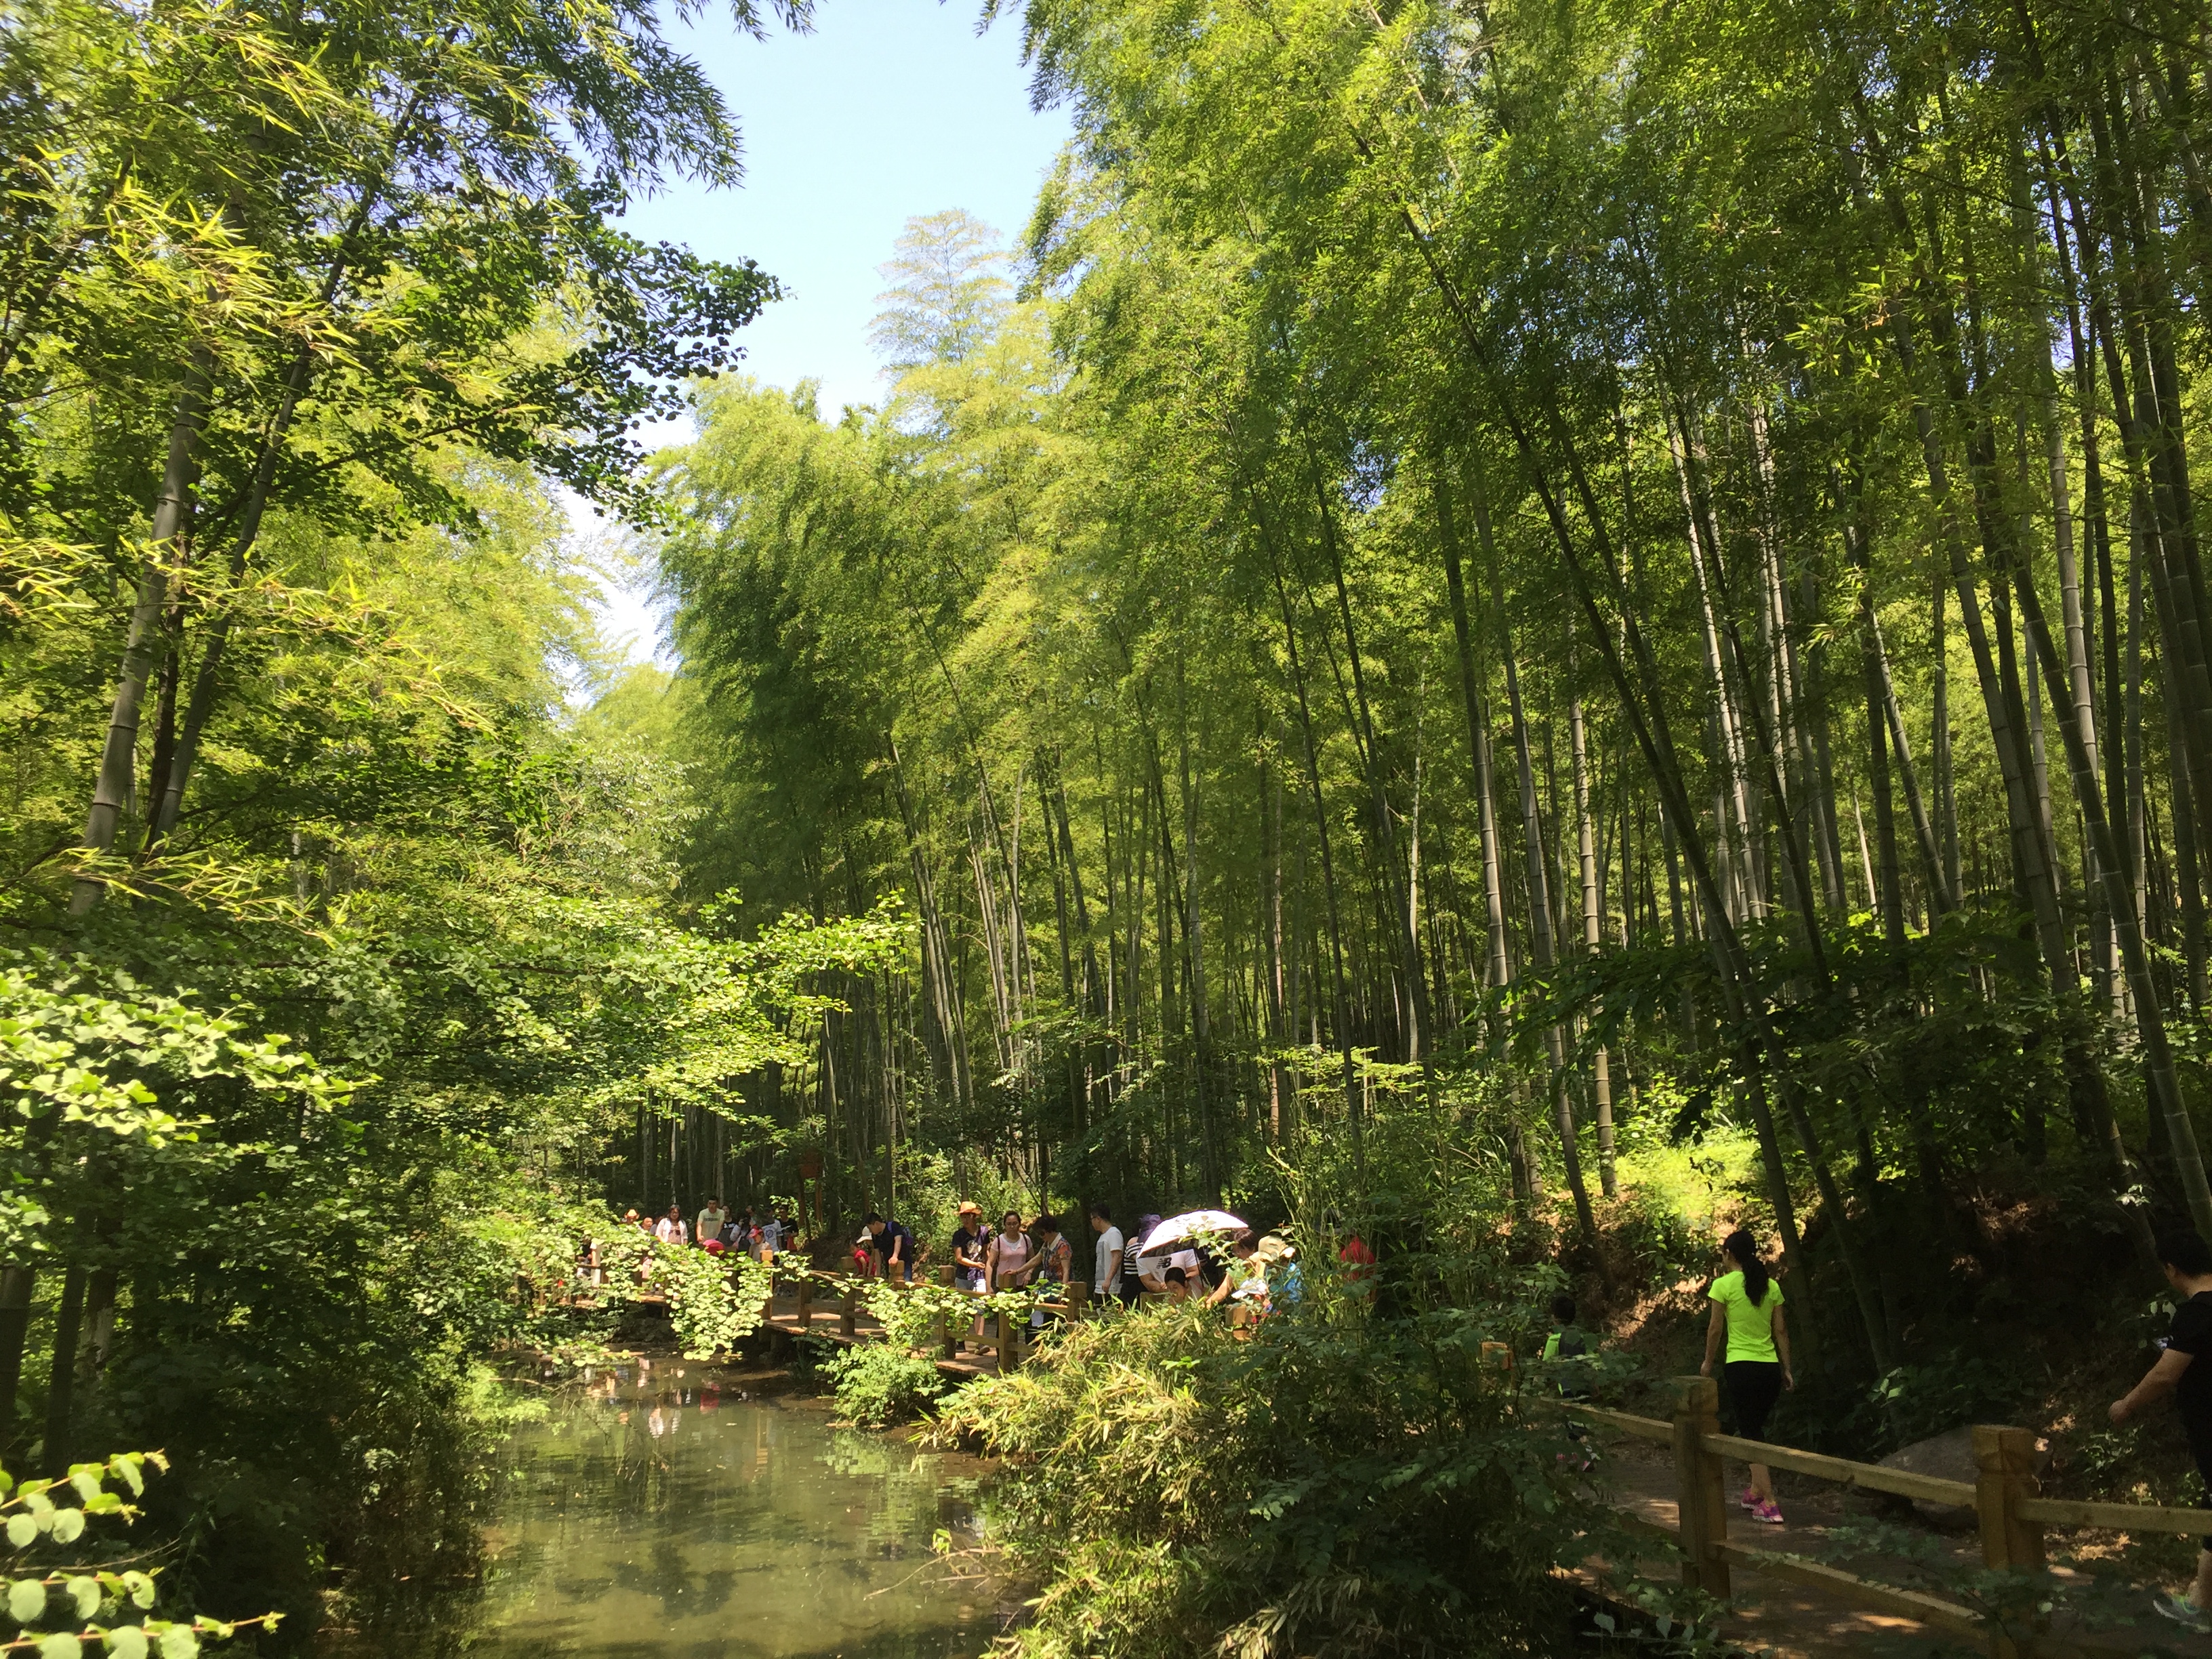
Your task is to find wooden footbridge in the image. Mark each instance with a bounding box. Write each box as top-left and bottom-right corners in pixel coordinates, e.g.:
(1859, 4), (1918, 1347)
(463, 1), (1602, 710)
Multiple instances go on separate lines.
(750, 1261), (1097, 1378)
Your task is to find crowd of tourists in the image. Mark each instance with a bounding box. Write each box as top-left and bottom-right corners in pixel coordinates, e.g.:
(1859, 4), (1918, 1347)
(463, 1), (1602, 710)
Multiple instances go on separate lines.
(583, 1195), (1376, 1328)
(575, 1201), (800, 1283)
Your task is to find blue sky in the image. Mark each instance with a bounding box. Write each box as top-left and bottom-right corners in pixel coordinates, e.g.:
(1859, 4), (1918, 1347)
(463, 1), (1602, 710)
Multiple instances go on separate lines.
(586, 0), (1072, 666)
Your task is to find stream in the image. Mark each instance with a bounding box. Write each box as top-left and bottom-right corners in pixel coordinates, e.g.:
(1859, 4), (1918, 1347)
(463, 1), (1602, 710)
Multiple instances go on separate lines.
(392, 1363), (1002, 1659)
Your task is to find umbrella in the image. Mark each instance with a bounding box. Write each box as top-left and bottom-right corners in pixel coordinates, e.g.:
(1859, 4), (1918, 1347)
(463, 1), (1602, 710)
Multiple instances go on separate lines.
(1137, 1210), (1248, 1256)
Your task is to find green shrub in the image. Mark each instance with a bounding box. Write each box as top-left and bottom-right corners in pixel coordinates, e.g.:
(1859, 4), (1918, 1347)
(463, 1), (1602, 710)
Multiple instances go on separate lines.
(823, 1344), (949, 1428)
(1860, 1351), (2036, 1450)
(933, 1297), (1610, 1659)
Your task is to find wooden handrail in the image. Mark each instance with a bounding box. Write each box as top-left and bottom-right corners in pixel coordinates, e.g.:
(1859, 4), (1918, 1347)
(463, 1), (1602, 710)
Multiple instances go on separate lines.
(1525, 1398), (1672, 1443)
(1578, 1404), (1672, 1443)
(1576, 1383), (2047, 1655)
(2015, 1496), (2211, 1535)
(1699, 1433), (1977, 1507)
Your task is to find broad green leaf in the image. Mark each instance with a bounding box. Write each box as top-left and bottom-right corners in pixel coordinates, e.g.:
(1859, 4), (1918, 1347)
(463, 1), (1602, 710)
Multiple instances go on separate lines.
(156, 1624), (198, 1659)
(68, 1576), (100, 1619)
(121, 1574), (153, 1611)
(39, 1632), (77, 1659)
(105, 1628), (148, 1659)
(51, 1509), (83, 1544)
(9, 1575), (47, 1622)
(6, 1513), (36, 1547)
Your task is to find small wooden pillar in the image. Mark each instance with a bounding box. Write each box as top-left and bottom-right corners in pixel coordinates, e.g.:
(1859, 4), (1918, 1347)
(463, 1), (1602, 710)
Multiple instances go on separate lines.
(1666, 1376), (1729, 1598)
(1479, 1340), (1515, 1387)
(1974, 1425), (2045, 1659)
(839, 1274), (858, 1339)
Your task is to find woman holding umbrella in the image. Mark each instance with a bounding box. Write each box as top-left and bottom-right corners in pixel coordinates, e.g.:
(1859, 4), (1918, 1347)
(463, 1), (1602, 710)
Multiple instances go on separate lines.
(1135, 1209), (1247, 1298)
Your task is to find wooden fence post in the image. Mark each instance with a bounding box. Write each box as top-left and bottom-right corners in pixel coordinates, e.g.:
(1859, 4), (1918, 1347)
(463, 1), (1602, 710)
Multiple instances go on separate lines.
(1666, 1376), (1729, 1598)
(1973, 1425), (2044, 1572)
(796, 1274), (813, 1331)
(1973, 1425), (2045, 1659)
(840, 1275), (857, 1339)
(1069, 1280), (1089, 1324)
(996, 1307), (1021, 1374)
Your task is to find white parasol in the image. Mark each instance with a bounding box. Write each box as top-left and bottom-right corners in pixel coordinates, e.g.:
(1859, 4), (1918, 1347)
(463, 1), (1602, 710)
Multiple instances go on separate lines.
(1136, 1210), (1248, 1258)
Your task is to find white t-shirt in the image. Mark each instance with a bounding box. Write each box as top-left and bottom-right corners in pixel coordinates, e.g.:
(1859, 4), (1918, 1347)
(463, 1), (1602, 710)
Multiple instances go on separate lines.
(1094, 1226), (1126, 1293)
(655, 1216), (685, 1244)
(698, 1207), (726, 1242)
(1143, 1248), (1199, 1286)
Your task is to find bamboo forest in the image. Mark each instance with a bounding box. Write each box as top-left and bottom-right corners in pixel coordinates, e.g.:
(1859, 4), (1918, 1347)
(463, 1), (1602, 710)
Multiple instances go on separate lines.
(16, 0), (2212, 1650)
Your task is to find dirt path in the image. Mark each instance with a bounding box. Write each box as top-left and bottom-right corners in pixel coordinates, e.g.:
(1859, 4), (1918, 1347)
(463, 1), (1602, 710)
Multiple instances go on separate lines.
(1584, 1431), (2211, 1657)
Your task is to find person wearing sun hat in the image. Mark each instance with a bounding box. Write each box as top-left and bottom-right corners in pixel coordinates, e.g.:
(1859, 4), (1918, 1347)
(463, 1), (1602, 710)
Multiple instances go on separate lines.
(951, 1202), (987, 1292)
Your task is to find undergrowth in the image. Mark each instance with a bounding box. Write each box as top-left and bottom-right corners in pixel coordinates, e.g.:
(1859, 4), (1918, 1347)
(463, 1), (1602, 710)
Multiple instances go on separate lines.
(823, 1345), (949, 1427)
(931, 1286), (1657, 1658)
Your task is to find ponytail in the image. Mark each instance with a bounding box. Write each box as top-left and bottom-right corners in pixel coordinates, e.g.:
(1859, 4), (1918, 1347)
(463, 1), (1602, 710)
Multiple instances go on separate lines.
(1723, 1229), (1769, 1307)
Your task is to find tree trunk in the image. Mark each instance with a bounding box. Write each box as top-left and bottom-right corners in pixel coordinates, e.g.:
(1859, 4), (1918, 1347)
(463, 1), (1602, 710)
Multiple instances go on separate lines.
(72, 352), (211, 912)
(1571, 692), (1616, 1197)
(42, 1263), (85, 1477)
(1502, 590), (1595, 1234)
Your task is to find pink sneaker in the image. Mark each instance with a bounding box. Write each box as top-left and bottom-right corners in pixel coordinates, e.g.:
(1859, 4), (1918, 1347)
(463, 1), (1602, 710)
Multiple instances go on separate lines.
(1738, 1487), (1760, 1511)
(1752, 1500), (1784, 1525)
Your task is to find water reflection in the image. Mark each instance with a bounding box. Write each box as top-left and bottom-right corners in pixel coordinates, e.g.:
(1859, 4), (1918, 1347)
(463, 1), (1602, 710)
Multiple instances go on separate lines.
(441, 1366), (993, 1659)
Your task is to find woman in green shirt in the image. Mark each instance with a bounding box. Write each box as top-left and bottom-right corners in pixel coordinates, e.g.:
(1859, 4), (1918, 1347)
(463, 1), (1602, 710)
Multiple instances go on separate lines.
(1700, 1229), (1794, 1525)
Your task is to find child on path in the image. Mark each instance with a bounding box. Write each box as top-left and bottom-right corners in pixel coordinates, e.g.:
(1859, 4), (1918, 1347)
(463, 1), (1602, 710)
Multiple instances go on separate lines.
(1542, 1292), (1590, 1366)
(1543, 1291), (1596, 1470)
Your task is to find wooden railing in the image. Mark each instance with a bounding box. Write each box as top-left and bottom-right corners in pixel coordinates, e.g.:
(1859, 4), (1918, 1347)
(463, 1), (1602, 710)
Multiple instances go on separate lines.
(765, 1260), (1097, 1375)
(1557, 1375), (2209, 1656)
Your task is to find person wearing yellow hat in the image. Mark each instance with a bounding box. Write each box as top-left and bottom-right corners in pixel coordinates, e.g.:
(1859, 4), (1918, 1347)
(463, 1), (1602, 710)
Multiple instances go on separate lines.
(951, 1203), (987, 1292)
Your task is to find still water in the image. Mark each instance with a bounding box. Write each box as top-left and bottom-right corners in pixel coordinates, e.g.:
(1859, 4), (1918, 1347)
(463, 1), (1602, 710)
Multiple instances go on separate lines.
(457, 1366), (998, 1659)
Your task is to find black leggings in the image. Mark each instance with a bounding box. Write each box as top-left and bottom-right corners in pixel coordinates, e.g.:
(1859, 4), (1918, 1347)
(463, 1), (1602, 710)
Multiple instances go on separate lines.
(1725, 1360), (1784, 1443)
